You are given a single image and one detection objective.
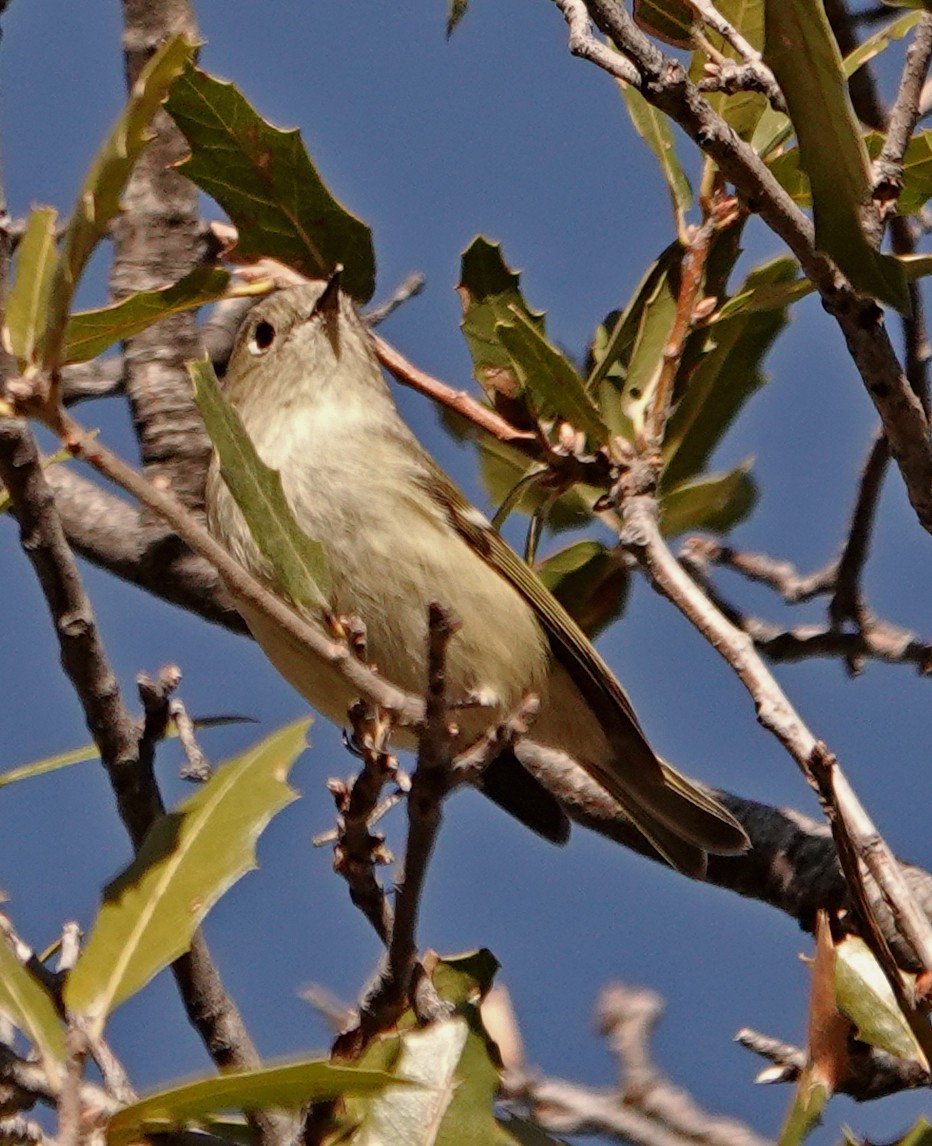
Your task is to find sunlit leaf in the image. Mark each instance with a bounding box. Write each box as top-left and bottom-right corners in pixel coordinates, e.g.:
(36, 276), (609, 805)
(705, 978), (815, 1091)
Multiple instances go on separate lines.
(890, 1118), (932, 1146)
(0, 936), (65, 1085)
(167, 65), (375, 301)
(457, 237), (545, 402)
(63, 267), (231, 364)
(64, 721), (307, 1037)
(107, 1059), (400, 1146)
(618, 83), (692, 223)
(191, 358), (332, 609)
(496, 311), (609, 445)
(764, 1), (909, 312)
(834, 935), (925, 1064)
(659, 465), (757, 536)
(5, 206), (58, 365)
(843, 11), (922, 78)
(688, 0), (768, 141)
(42, 35), (196, 371)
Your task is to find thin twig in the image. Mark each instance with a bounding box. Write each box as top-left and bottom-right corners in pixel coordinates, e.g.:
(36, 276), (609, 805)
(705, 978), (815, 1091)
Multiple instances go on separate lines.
(364, 272), (426, 327)
(873, 14), (932, 206)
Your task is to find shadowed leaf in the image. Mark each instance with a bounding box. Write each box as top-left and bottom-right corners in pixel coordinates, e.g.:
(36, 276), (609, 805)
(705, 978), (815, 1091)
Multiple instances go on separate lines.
(64, 268), (231, 364)
(660, 466), (757, 536)
(42, 35), (196, 371)
(167, 65), (375, 301)
(107, 1059), (401, 1146)
(536, 541), (630, 637)
(5, 206), (58, 365)
(663, 255), (796, 488)
(191, 357), (332, 609)
(64, 721), (307, 1037)
(0, 936), (65, 1085)
(457, 237), (545, 402)
(844, 11), (922, 76)
(764, 1), (909, 312)
(633, 0), (696, 47)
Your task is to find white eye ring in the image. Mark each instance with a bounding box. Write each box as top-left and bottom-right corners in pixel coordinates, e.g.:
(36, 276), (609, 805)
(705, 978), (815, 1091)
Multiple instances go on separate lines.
(248, 319), (276, 355)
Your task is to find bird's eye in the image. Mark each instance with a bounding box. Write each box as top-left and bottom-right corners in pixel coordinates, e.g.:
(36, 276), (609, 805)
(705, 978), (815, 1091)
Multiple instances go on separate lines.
(248, 320), (276, 355)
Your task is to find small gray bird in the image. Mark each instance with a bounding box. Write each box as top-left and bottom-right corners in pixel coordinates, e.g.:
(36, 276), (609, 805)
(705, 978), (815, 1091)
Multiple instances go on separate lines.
(205, 276), (747, 875)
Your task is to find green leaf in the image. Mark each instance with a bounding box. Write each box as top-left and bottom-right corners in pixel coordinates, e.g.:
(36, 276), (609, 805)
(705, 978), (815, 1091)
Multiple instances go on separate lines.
(496, 311), (609, 446)
(191, 357), (332, 609)
(477, 437), (596, 534)
(5, 206), (58, 365)
(0, 742), (100, 789)
(107, 1059), (400, 1146)
(42, 35), (196, 371)
(869, 129), (932, 216)
(63, 267), (231, 365)
(166, 65), (375, 302)
(617, 255), (679, 437)
(834, 935), (925, 1064)
(778, 1076), (827, 1146)
(499, 1117), (570, 1145)
(0, 935), (65, 1085)
(659, 465), (757, 536)
(662, 255), (796, 488)
(890, 1119), (932, 1146)
(457, 237), (545, 400)
(633, 0), (697, 48)
(764, 1), (910, 312)
(64, 721), (306, 1037)
(536, 541), (630, 638)
(688, 0), (768, 141)
(882, 0), (932, 9)
(844, 11), (922, 77)
(618, 83), (692, 223)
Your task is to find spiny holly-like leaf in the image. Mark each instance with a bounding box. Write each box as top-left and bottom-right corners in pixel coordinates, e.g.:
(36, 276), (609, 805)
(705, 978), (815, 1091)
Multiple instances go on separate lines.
(634, 0), (696, 47)
(834, 935), (925, 1064)
(496, 310), (609, 445)
(191, 357), (332, 609)
(63, 267), (231, 365)
(166, 65), (375, 301)
(0, 935), (65, 1085)
(457, 237), (545, 402)
(764, 1), (909, 312)
(662, 256), (796, 488)
(64, 721), (307, 1038)
(536, 541), (630, 638)
(5, 206), (58, 365)
(617, 83), (692, 222)
(660, 465), (757, 537)
(42, 35), (196, 372)
(107, 1059), (402, 1146)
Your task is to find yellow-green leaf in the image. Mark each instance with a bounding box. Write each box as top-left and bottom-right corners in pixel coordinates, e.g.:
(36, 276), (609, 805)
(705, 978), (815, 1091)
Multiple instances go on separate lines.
(191, 357), (332, 609)
(634, 0), (697, 47)
(64, 721), (307, 1037)
(42, 35), (196, 372)
(844, 11), (922, 77)
(5, 206), (58, 365)
(834, 935), (925, 1064)
(764, 1), (909, 312)
(0, 936), (65, 1085)
(63, 267), (231, 365)
(166, 65), (375, 302)
(107, 1059), (401, 1146)
(536, 541), (630, 638)
(618, 82), (692, 223)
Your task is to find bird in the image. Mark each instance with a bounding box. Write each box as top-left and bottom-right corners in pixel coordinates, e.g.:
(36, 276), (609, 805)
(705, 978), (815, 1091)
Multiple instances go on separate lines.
(204, 274), (748, 876)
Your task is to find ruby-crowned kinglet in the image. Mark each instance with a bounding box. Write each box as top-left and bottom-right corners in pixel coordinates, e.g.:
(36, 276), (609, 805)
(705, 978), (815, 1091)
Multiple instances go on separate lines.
(205, 276), (747, 875)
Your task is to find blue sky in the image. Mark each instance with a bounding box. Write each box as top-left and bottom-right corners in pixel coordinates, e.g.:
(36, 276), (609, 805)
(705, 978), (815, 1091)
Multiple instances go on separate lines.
(2, 2), (931, 1141)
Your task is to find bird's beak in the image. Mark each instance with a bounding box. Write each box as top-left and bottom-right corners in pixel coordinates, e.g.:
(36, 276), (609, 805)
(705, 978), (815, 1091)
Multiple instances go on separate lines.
(309, 265), (343, 355)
